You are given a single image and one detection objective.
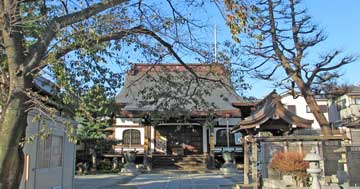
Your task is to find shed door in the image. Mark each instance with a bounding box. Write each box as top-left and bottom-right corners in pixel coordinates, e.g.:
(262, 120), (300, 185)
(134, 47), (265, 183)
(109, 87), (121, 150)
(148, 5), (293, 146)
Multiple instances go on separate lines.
(34, 125), (65, 189)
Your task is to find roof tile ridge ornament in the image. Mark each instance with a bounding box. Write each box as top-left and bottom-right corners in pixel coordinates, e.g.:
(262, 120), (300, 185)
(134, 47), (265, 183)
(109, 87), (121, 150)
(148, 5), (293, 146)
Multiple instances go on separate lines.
(128, 63), (227, 75)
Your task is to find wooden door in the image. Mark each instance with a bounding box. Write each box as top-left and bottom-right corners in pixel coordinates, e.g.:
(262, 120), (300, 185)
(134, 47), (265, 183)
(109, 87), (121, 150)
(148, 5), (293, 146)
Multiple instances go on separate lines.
(155, 125), (202, 155)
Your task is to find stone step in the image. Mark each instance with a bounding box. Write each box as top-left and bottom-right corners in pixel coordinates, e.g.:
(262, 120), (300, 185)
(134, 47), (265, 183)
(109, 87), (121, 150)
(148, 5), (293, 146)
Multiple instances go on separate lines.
(151, 154), (206, 171)
(152, 158), (204, 163)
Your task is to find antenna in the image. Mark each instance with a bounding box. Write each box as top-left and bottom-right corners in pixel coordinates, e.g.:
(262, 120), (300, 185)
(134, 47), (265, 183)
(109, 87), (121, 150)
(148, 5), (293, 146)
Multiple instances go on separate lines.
(214, 23), (217, 63)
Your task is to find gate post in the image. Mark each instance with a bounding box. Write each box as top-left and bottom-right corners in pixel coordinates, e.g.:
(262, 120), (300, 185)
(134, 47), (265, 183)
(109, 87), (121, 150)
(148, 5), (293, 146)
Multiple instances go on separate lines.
(208, 127), (216, 169)
(242, 137), (250, 185)
(251, 139), (258, 189)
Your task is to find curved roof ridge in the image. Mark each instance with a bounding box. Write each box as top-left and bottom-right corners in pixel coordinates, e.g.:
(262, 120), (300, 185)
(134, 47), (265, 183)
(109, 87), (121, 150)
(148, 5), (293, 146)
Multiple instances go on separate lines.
(232, 91), (313, 132)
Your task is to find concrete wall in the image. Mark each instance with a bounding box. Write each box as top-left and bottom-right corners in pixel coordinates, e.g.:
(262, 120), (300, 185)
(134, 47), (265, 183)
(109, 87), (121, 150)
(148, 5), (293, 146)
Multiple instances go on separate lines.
(259, 141), (325, 179)
(20, 110), (76, 189)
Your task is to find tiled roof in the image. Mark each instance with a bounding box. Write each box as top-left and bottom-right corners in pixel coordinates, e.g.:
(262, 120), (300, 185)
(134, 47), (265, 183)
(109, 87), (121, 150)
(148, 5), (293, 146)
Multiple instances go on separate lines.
(348, 86), (360, 95)
(232, 91), (313, 132)
(116, 64), (244, 114)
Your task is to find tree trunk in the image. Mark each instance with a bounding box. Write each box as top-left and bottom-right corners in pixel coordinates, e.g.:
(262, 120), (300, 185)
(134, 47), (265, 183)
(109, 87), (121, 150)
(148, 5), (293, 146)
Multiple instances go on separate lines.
(303, 94), (332, 136)
(293, 77), (332, 136)
(90, 147), (97, 173)
(0, 88), (29, 189)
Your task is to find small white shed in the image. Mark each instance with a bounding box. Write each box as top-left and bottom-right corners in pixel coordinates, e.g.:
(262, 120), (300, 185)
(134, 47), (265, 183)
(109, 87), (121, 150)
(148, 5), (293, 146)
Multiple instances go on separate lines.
(20, 110), (76, 189)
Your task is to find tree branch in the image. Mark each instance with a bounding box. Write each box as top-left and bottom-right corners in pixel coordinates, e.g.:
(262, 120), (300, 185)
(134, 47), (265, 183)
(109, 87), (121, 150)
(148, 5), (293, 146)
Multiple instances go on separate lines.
(25, 0), (129, 73)
(267, 0), (295, 77)
(307, 52), (356, 85)
(289, 0), (302, 69)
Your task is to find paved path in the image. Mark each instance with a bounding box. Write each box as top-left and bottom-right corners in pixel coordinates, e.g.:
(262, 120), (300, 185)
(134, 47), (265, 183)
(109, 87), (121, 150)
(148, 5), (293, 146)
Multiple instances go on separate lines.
(119, 173), (238, 189)
(75, 174), (135, 189)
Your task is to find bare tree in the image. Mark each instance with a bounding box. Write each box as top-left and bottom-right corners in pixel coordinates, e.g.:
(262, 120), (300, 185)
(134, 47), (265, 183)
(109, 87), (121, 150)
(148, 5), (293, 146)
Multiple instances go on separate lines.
(221, 0), (357, 135)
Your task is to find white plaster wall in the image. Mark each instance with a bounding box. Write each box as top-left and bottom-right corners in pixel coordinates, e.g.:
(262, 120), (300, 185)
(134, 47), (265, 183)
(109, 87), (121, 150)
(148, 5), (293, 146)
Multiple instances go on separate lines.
(281, 94), (329, 129)
(114, 118), (145, 145)
(115, 118), (141, 126)
(150, 126), (155, 153)
(202, 126), (208, 153)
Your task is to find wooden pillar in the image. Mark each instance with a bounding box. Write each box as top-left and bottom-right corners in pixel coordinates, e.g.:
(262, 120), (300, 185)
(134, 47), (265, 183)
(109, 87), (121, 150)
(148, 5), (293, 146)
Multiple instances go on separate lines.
(284, 141), (289, 152)
(243, 138), (250, 185)
(143, 125), (151, 166)
(251, 140), (258, 189)
(299, 141), (303, 153)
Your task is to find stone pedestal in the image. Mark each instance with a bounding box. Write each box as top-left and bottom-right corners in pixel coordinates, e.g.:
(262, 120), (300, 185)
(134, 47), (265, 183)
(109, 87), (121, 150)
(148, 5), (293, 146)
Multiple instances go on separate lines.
(120, 151), (139, 176)
(220, 151), (239, 177)
(112, 157), (119, 171)
(334, 146), (348, 185)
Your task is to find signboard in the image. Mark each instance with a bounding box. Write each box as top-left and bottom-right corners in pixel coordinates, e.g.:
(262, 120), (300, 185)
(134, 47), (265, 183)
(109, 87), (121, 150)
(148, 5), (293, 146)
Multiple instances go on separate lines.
(322, 140), (341, 176)
(346, 146), (360, 186)
(155, 136), (167, 154)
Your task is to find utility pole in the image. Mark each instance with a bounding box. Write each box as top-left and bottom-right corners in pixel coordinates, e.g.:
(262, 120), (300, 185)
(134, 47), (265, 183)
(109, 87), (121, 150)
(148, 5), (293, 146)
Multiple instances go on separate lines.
(214, 23), (217, 63)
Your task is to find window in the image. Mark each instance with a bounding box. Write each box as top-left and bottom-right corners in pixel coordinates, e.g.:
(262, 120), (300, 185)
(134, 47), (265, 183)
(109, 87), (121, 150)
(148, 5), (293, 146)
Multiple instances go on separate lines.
(123, 129), (141, 144)
(234, 133), (242, 145)
(287, 105), (296, 114)
(306, 106), (311, 113)
(50, 136), (63, 167)
(337, 99), (347, 110)
(37, 136), (52, 168)
(37, 135), (63, 168)
(216, 129), (235, 146)
(354, 98), (360, 105)
(306, 105), (328, 113)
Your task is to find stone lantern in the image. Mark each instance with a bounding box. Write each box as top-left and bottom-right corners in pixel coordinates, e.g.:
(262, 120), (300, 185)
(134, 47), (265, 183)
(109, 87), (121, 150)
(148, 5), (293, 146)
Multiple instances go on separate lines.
(304, 149), (322, 189)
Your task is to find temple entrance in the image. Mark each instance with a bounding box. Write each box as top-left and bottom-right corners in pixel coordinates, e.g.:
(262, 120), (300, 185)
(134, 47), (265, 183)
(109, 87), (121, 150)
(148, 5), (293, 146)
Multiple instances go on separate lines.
(155, 124), (203, 155)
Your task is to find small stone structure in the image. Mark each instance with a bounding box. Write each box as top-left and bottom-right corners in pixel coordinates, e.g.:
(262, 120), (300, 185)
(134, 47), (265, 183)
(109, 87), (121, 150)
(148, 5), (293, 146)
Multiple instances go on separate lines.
(304, 149), (322, 189)
(120, 151), (139, 175)
(220, 151), (239, 177)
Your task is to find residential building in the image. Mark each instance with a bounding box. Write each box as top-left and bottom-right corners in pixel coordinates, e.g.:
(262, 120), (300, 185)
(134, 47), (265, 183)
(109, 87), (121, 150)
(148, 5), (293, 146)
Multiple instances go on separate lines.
(329, 86), (360, 145)
(280, 91), (329, 130)
(332, 86), (360, 127)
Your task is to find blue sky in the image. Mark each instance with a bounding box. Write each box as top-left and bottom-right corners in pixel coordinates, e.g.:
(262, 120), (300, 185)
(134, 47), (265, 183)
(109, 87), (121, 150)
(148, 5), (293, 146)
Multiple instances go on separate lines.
(250, 0), (360, 98)
(74, 0), (359, 99)
(201, 0), (360, 98)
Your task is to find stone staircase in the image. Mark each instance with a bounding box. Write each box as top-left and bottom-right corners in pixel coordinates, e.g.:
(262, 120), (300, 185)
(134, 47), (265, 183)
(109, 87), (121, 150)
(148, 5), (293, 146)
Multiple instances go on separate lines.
(151, 154), (207, 172)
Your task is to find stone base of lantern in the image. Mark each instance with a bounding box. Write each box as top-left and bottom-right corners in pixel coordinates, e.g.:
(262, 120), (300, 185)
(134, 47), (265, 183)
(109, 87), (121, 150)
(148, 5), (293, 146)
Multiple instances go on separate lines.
(220, 162), (240, 177)
(120, 162), (139, 176)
